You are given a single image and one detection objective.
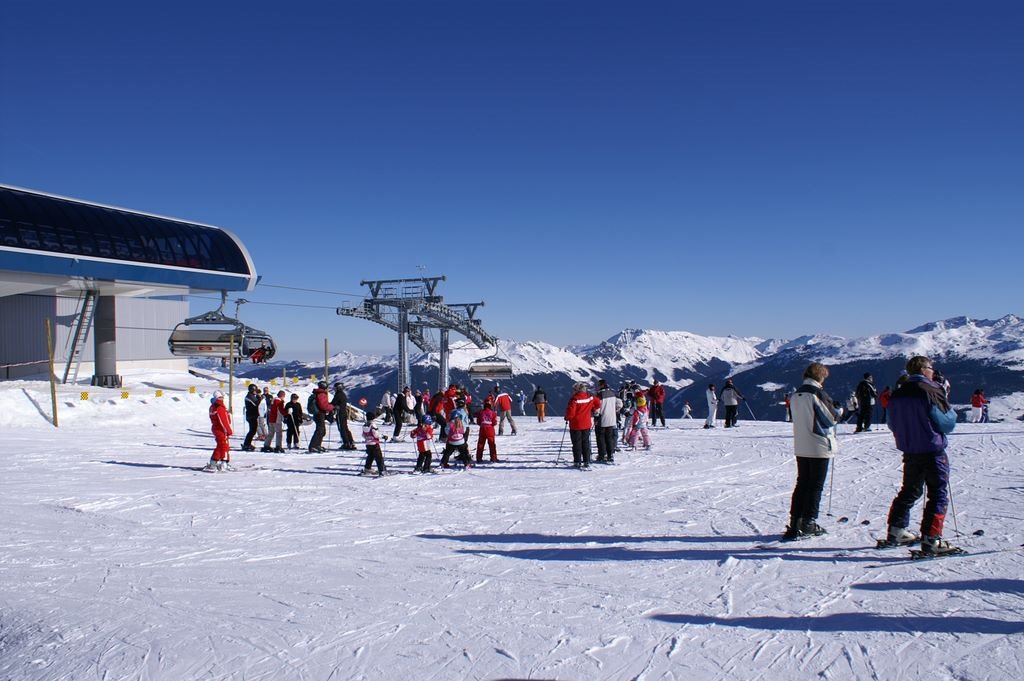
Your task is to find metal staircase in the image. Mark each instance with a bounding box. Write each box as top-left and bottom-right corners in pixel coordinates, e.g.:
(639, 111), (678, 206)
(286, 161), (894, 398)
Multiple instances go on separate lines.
(62, 290), (98, 384)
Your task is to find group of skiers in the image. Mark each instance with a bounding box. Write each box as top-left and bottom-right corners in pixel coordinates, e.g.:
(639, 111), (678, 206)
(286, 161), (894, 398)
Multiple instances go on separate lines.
(783, 357), (963, 556)
(205, 362), (979, 557)
(208, 377), (674, 475)
(235, 384), (310, 454)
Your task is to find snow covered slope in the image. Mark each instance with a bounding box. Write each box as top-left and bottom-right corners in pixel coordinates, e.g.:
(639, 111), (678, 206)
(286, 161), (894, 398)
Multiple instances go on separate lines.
(1, 371), (1023, 680)
(234, 314), (1024, 420)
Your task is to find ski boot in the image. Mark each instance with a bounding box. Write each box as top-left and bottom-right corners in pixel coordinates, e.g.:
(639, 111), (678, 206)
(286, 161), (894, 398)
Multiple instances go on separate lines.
(800, 519), (827, 537)
(919, 535), (964, 557)
(878, 525), (919, 548)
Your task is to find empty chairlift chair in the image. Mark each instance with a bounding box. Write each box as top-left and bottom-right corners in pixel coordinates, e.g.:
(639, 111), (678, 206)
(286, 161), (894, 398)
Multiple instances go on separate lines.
(168, 294), (276, 362)
(467, 355), (514, 381)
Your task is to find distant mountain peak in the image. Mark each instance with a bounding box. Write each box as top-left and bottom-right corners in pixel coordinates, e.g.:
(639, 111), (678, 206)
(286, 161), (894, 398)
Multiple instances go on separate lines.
(907, 316), (975, 333)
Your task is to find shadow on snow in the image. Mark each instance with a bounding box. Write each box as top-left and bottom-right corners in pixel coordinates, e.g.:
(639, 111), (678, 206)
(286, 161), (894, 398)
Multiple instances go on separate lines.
(852, 578), (1024, 594)
(649, 612), (1024, 635)
(417, 532), (880, 563)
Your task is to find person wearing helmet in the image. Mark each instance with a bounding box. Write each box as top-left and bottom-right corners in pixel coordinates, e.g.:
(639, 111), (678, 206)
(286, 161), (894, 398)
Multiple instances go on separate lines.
(392, 386), (415, 442)
(331, 382), (357, 450)
(411, 414), (436, 473)
(308, 381), (333, 452)
(204, 391), (233, 472)
(475, 398), (500, 463)
(626, 394), (652, 450)
(283, 393), (304, 449)
(360, 408), (388, 476)
(440, 411), (472, 469)
(241, 384), (261, 451)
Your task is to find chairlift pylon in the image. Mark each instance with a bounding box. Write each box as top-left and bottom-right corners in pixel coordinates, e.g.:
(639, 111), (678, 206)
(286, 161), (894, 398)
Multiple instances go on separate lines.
(167, 291), (276, 362)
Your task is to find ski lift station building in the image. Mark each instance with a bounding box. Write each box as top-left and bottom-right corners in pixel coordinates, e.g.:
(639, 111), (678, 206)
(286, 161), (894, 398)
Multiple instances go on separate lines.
(0, 184), (258, 384)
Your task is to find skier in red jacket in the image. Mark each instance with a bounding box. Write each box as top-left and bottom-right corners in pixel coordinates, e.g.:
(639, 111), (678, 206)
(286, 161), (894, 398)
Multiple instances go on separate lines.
(475, 399), (500, 462)
(649, 380), (667, 427)
(493, 386), (518, 435)
(205, 391), (234, 472)
(564, 383), (601, 469)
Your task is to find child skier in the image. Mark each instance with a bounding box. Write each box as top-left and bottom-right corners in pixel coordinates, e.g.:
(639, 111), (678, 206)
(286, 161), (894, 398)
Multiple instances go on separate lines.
(360, 409), (388, 476)
(475, 399), (500, 463)
(440, 412), (472, 469)
(410, 415), (435, 473)
(283, 393), (304, 449)
(204, 391), (234, 472)
(627, 394), (652, 450)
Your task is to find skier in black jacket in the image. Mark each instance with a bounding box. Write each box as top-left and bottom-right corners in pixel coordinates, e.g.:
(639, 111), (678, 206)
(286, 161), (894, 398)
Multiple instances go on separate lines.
(855, 373), (878, 433)
(240, 384), (260, 451)
(331, 383), (357, 450)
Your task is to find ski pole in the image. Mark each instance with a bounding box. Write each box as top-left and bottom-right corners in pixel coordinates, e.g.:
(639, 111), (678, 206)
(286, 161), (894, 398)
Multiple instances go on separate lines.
(947, 481), (960, 538)
(826, 459), (835, 517)
(744, 401), (758, 421)
(555, 421), (568, 464)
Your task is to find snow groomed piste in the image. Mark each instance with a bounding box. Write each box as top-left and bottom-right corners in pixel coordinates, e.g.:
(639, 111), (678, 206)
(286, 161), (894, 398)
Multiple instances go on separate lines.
(2, 371), (1023, 680)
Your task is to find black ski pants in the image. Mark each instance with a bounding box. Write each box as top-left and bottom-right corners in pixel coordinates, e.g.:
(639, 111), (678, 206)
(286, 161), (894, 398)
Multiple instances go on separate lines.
(432, 412), (447, 441)
(788, 456), (830, 525)
(286, 416), (300, 448)
(595, 426), (617, 460)
(335, 407), (355, 448)
(570, 429), (593, 465)
(242, 415), (258, 449)
(440, 442), (471, 467)
(309, 412), (327, 451)
(363, 444), (386, 473)
(856, 404), (873, 432)
(651, 402), (666, 427)
(724, 405), (739, 427)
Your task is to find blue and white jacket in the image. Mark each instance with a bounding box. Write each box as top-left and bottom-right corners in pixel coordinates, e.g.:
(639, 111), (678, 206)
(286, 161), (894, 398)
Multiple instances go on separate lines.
(887, 375), (956, 454)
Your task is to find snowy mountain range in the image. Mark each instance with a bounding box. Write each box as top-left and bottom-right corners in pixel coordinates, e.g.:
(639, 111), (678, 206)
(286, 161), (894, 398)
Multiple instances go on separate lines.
(233, 315), (1024, 420)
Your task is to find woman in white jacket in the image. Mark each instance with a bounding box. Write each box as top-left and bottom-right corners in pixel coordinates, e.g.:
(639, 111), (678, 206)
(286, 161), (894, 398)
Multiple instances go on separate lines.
(704, 384), (718, 429)
(783, 362), (840, 541)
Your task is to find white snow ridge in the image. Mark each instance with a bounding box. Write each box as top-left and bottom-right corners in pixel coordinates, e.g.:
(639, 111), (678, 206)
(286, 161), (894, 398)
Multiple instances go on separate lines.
(1, 370), (1022, 680)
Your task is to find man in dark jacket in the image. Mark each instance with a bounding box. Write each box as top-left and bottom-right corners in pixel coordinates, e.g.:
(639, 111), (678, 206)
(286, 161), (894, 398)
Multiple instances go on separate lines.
(308, 382), (333, 453)
(240, 384), (260, 451)
(855, 373), (878, 433)
(884, 356), (960, 555)
(531, 386), (547, 422)
(331, 383), (357, 450)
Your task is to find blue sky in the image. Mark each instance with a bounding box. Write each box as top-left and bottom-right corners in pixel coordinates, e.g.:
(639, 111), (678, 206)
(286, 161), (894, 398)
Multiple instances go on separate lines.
(3, 1), (1022, 360)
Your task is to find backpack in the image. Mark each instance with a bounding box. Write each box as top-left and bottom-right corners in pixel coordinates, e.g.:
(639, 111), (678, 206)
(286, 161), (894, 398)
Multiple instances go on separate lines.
(307, 393), (317, 416)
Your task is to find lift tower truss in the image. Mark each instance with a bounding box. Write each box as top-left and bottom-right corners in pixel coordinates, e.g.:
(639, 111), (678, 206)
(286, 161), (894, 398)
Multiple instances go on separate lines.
(337, 276), (497, 392)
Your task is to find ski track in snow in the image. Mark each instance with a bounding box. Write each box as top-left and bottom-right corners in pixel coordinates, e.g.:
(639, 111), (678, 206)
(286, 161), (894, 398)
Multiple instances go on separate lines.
(1, 375), (1023, 680)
